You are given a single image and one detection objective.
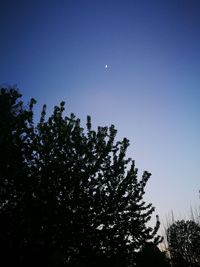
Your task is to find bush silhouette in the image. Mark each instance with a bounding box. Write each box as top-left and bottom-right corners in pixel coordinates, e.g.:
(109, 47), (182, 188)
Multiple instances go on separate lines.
(135, 242), (170, 267)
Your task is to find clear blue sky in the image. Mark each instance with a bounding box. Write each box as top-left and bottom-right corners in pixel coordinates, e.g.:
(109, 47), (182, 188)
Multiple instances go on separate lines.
(1, 0), (200, 222)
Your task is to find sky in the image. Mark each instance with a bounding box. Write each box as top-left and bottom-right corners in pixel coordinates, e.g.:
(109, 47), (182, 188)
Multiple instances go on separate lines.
(0, 0), (200, 224)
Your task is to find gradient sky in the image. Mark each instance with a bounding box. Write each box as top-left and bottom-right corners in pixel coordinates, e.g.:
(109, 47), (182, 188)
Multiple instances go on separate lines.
(1, 0), (200, 223)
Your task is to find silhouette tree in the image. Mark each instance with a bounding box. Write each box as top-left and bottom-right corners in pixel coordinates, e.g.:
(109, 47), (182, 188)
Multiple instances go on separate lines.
(167, 220), (200, 267)
(0, 88), (162, 266)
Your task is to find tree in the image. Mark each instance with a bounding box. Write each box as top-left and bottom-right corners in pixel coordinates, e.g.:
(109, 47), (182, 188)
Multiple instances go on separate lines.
(0, 88), (162, 266)
(167, 220), (200, 267)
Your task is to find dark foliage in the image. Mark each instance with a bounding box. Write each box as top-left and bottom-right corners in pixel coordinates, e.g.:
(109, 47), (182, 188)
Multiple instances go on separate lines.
(0, 88), (162, 266)
(167, 220), (200, 267)
(135, 242), (170, 267)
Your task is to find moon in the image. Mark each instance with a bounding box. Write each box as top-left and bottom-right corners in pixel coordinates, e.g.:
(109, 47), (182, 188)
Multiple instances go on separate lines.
(105, 65), (108, 69)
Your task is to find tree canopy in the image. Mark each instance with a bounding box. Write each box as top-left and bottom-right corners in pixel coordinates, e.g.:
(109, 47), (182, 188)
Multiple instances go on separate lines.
(167, 220), (200, 267)
(0, 88), (162, 266)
